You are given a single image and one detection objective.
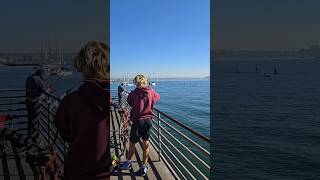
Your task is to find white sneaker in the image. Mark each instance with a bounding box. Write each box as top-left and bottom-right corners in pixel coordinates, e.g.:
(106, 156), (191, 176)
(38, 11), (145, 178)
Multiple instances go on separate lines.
(140, 164), (149, 176)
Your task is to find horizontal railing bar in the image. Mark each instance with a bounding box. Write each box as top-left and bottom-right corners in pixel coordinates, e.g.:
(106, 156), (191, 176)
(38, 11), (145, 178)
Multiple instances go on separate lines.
(39, 104), (57, 119)
(151, 124), (210, 169)
(2, 114), (28, 119)
(39, 90), (211, 179)
(40, 103), (49, 110)
(39, 126), (64, 144)
(39, 126), (49, 141)
(159, 139), (195, 179)
(48, 108), (56, 117)
(16, 121), (28, 125)
(151, 126), (210, 174)
(39, 121), (59, 137)
(55, 151), (64, 164)
(0, 101), (26, 106)
(0, 95), (25, 99)
(39, 123), (64, 151)
(149, 135), (185, 180)
(42, 91), (61, 101)
(150, 130), (161, 151)
(0, 90), (66, 164)
(154, 108), (210, 143)
(40, 110), (49, 120)
(39, 128), (65, 161)
(39, 120), (48, 132)
(157, 127), (209, 179)
(154, 117), (210, 157)
(16, 127), (28, 131)
(0, 89), (25, 92)
(0, 108), (27, 112)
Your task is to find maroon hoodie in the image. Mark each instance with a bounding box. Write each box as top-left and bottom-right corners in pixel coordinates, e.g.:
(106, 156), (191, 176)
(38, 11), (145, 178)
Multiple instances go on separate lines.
(127, 86), (160, 122)
(54, 79), (110, 180)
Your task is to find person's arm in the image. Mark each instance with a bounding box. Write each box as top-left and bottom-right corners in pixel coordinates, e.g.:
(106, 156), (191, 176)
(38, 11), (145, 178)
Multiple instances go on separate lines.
(53, 97), (72, 142)
(153, 90), (160, 103)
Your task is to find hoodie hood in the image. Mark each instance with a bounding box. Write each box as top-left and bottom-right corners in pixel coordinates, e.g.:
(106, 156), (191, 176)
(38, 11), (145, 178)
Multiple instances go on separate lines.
(78, 78), (110, 117)
(135, 86), (152, 98)
(127, 86), (160, 122)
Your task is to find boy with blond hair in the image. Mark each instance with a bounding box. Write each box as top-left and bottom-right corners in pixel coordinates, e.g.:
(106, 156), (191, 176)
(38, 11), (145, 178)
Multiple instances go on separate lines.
(119, 74), (160, 176)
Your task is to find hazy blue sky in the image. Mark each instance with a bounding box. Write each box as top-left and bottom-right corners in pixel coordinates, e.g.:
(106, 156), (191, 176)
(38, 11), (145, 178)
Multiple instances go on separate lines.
(111, 0), (210, 78)
(0, 0), (108, 53)
(213, 0), (320, 51)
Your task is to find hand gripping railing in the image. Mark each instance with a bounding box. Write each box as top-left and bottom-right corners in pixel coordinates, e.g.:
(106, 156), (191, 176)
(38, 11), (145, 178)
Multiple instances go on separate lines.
(111, 88), (210, 180)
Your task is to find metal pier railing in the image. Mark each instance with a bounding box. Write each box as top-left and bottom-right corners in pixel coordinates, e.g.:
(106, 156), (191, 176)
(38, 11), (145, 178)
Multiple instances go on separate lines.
(111, 89), (210, 179)
(1, 89), (211, 179)
(0, 89), (67, 163)
(37, 94), (67, 163)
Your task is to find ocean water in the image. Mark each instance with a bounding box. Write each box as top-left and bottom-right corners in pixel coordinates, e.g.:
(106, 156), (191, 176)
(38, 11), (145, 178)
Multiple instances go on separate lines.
(0, 66), (210, 138)
(111, 80), (210, 137)
(213, 59), (320, 179)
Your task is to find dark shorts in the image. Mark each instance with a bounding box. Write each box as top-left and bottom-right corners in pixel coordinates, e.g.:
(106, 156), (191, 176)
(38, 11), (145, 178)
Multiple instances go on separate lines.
(129, 119), (152, 143)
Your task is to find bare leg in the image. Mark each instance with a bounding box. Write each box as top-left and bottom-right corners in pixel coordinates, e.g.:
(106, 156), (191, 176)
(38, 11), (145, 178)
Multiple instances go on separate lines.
(127, 142), (136, 160)
(142, 140), (150, 165)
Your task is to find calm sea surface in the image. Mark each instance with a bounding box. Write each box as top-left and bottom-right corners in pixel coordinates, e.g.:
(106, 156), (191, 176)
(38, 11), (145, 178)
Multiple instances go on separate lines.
(112, 80), (210, 137)
(213, 58), (320, 179)
(0, 66), (210, 137)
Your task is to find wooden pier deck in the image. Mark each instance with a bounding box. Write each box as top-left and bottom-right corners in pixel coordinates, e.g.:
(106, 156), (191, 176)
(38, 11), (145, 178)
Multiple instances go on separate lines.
(110, 107), (176, 180)
(0, 109), (176, 180)
(0, 141), (35, 179)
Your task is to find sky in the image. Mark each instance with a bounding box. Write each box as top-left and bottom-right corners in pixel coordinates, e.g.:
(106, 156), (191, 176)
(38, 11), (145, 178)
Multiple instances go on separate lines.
(213, 0), (320, 51)
(0, 0), (109, 53)
(110, 0), (210, 79)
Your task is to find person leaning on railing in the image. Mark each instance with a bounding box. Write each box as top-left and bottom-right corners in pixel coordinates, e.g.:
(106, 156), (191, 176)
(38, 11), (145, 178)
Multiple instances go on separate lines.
(25, 66), (50, 140)
(53, 41), (111, 180)
(117, 82), (125, 107)
(119, 74), (160, 176)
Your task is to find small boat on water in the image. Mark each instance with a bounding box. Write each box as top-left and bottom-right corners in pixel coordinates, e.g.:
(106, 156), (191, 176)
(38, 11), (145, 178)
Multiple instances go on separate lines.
(264, 73), (271, 77)
(150, 82), (156, 86)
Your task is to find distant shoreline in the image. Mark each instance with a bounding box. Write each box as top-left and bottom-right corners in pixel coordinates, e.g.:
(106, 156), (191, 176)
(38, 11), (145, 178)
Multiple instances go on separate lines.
(213, 57), (320, 61)
(111, 78), (210, 82)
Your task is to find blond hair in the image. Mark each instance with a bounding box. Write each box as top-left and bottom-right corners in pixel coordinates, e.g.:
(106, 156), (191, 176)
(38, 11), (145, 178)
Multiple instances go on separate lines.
(74, 41), (109, 79)
(133, 74), (148, 87)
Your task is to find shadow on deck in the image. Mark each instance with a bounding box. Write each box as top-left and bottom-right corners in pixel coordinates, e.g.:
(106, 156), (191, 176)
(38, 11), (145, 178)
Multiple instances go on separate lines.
(0, 140), (35, 180)
(110, 107), (176, 180)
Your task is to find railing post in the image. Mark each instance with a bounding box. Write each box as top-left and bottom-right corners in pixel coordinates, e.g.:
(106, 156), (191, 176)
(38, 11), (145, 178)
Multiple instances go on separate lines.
(47, 97), (51, 144)
(11, 117), (14, 129)
(157, 111), (161, 161)
(64, 142), (66, 157)
(37, 101), (40, 138)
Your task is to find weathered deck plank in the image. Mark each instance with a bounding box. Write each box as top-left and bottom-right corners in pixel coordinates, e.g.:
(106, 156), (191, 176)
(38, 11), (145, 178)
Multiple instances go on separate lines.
(0, 141), (35, 179)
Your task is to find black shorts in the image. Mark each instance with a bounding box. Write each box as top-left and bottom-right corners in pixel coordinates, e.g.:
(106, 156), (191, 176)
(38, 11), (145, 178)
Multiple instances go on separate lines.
(129, 119), (152, 143)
